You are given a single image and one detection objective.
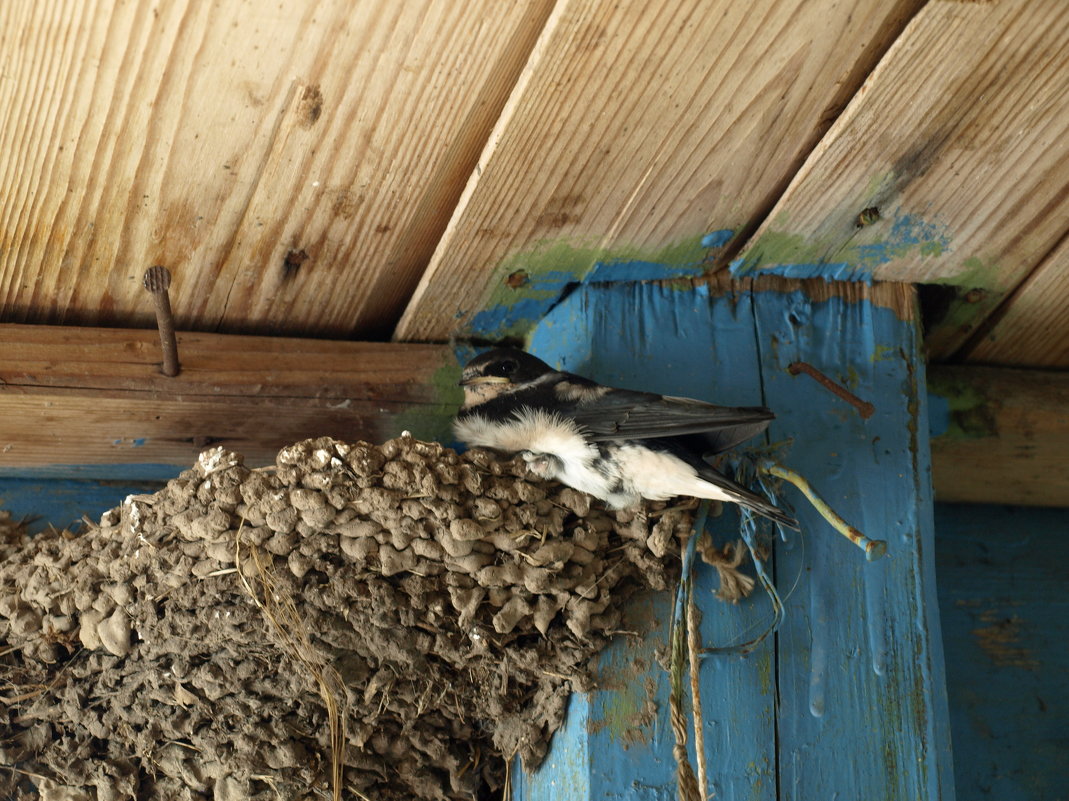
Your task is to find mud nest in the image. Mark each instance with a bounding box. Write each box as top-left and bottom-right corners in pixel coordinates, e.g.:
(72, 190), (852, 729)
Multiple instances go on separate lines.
(0, 435), (695, 800)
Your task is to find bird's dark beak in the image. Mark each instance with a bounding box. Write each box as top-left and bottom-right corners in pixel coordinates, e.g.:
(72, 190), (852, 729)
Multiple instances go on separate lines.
(458, 375), (511, 387)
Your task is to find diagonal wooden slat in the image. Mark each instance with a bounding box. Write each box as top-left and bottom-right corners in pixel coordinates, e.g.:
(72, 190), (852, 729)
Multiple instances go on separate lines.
(394, 0), (925, 342)
(961, 233), (1069, 368)
(0, 0), (553, 338)
(730, 0), (1069, 359)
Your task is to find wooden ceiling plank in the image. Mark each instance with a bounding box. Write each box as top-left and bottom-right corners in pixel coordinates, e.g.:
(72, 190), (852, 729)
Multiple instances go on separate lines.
(395, 0), (926, 342)
(730, 0), (1069, 359)
(961, 233), (1069, 369)
(0, 0), (553, 338)
(928, 365), (1069, 507)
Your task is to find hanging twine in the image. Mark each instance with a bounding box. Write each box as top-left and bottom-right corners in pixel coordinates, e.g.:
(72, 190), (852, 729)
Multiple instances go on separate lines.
(686, 581), (709, 801)
(669, 589), (702, 801)
(696, 534), (755, 603)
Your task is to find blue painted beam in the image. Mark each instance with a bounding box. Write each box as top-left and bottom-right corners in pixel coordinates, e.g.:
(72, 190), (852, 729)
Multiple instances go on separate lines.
(753, 284), (953, 800)
(516, 279), (954, 800)
(0, 477), (164, 534)
(528, 281), (779, 800)
(934, 503), (1069, 801)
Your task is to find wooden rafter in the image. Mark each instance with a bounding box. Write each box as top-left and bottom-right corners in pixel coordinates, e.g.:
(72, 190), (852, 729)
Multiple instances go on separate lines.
(731, 0), (1069, 360)
(394, 0), (925, 342)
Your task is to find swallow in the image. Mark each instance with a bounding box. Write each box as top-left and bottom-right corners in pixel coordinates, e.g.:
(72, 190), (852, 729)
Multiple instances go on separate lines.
(454, 348), (798, 529)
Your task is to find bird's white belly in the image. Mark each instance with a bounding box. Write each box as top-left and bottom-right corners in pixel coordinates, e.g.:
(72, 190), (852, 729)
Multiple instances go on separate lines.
(613, 444), (732, 503)
(454, 409), (733, 509)
(456, 409), (620, 498)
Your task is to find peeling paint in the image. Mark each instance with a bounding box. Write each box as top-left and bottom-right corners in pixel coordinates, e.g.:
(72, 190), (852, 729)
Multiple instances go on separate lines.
(730, 212), (951, 281)
(467, 234), (721, 340)
(515, 279), (952, 801)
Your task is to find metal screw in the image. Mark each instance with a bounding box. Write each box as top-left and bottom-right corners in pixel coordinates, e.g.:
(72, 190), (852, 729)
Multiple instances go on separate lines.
(142, 265), (180, 377)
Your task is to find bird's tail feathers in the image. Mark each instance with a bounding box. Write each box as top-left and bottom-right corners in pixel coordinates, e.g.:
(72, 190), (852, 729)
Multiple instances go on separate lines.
(725, 488), (799, 530)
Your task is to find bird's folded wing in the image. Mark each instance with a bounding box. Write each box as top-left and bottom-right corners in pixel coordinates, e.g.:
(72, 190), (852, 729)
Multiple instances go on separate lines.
(568, 390), (775, 443)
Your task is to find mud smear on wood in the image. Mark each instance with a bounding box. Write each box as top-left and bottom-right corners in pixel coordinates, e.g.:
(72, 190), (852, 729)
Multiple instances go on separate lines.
(0, 436), (691, 800)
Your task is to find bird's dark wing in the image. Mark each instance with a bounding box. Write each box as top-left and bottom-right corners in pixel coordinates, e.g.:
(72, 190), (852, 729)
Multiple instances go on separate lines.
(566, 387), (774, 451)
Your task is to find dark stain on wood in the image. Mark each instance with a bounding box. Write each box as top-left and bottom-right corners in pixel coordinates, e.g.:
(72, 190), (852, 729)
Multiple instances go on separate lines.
(972, 610), (1038, 669)
(536, 194), (584, 229)
(298, 84), (323, 128)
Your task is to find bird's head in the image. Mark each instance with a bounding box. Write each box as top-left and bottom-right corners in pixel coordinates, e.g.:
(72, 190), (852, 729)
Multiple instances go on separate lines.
(458, 348), (554, 407)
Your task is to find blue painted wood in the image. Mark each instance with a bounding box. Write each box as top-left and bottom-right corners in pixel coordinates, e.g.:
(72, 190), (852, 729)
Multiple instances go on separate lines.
(934, 503), (1069, 801)
(515, 280), (954, 800)
(0, 477), (165, 534)
(0, 463), (182, 481)
(754, 286), (954, 801)
(528, 281), (778, 801)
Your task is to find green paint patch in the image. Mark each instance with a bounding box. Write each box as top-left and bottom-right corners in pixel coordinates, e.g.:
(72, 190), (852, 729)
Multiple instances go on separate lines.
(590, 676), (658, 747)
(938, 255), (1002, 289)
(732, 212), (951, 281)
(756, 649), (773, 696)
(467, 234), (715, 340)
(926, 371), (998, 441)
(919, 239), (946, 258)
(871, 344), (898, 363)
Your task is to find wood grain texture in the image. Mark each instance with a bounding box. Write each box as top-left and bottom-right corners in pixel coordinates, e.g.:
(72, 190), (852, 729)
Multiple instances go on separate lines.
(928, 365), (1069, 507)
(962, 234), (1069, 368)
(0, 0), (553, 338)
(394, 0), (924, 341)
(0, 325), (459, 473)
(733, 0), (1069, 359)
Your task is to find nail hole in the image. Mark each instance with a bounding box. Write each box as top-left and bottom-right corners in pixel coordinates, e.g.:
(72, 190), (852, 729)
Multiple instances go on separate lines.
(283, 249), (309, 279)
(506, 270), (529, 289)
(856, 207), (881, 228)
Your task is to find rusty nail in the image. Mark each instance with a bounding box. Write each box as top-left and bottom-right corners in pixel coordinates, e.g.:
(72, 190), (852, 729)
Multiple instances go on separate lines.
(787, 361), (875, 419)
(143, 266), (180, 377)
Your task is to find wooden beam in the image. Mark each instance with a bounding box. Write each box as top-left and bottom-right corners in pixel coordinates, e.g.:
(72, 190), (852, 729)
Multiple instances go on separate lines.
(928, 365), (1069, 507)
(516, 276), (953, 801)
(395, 0), (924, 342)
(0, 0), (553, 338)
(0, 324), (459, 476)
(731, 0), (1069, 359)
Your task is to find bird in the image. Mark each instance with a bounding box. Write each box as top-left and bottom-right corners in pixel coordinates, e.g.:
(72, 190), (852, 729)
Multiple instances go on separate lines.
(453, 347), (798, 529)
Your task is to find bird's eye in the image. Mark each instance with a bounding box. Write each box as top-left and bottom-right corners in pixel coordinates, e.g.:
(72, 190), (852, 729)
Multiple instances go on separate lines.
(499, 359), (518, 375)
